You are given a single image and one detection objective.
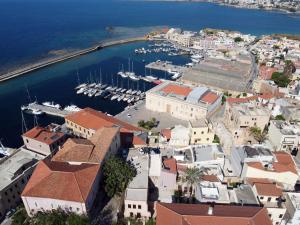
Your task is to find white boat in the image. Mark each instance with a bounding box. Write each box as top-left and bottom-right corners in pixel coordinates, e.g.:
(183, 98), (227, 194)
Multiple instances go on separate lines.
(105, 86), (112, 91)
(191, 58), (200, 63)
(146, 75), (157, 80)
(32, 109), (44, 115)
(88, 83), (96, 87)
(171, 72), (181, 80)
(117, 95), (124, 101)
(88, 89), (97, 97)
(141, 77), (152, 82)
(42, 101), (61, 109)
(129, 74), (140, 81)
(111, 95), (119, 101)
(76, 87), (86, 94)
(123, 96), (129, 102)
(121, 89), (127, 93)
(95, 91), (102, 97)
(100, 84), (108, 89)
(131, 90), (137, 95)
(21, 105), (28, 111)
(136, 90), (142, 95)
(118, 71), (128, 78)
(64, 105), (81, 112)
(191, 54), (203, 60)
(126, 89), (132, 94)
(116, 88), (122, 92)
(75, 83), (86, 90)
(111, 87), (117, 92)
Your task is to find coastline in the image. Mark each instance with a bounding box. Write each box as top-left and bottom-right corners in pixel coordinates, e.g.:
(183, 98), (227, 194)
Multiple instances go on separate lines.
(0, 36), (146, 83)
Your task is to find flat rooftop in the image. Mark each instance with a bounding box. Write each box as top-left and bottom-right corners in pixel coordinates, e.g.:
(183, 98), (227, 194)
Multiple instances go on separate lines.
(125, 150), (149, 201)
(0, 148), (44, 190)
(271, 120), (300, 135)
(233, 104), (270, 117)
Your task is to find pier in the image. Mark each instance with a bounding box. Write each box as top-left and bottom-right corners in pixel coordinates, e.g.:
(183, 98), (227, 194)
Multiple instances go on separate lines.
(0, 37), (146, 83)
(145, 61), (187, 74)
(25, 103), (72, 118)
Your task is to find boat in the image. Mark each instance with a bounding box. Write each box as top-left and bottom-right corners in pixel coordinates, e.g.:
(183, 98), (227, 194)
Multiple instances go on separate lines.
(42, 101), (61, 109)
(88, 83), (96, 87)
(117, 95), (124, 101)
(111, 95), (119, 101)
(126, 89), (132, 94)
(76, 87), (87, 94)
(64, 105), (81, 112)
(129, 74), (140, 81)
(141, 77), (152, 82)
(21, 105), (28, 111)
(146, 75), (158, 80)
(110, 86), (117, 92)
(171, 72), (181, 80)
(32, 109), (44, 115)
(121, 88), (127, 93)
(105, 86), (112, 91)
(136, 90), (142, 95)
(131, 90), (137, 95)
(116, 88), (122, 92)
(191, 58), (200, 63)
(75, 83), (87, 90)
(100, 84), (108, 89)
(191, 54), (203, 60)
(95, 90), (103, 97)
(88, 89), (97, 97)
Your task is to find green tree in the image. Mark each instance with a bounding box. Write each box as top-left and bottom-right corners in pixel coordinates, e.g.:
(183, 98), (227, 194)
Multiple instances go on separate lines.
(234, 37), (243, 42)
(184, 167), (207, 195)
(249, 127), (268, 144)
(271, 72), (291, 87)
(275, 115), (285, 121)
(213, 134), (220, 144)
(103, 156), (137, 197)
(12, 207), (29, 225)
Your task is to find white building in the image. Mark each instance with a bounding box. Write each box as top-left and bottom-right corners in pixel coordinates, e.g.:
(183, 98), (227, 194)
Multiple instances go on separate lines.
(285, 192), (300, 225)
(124, 151), (151, 219)
(146, 81), (222, 121)
(169, 125), (190, 147)
(0, 148), (44, 221)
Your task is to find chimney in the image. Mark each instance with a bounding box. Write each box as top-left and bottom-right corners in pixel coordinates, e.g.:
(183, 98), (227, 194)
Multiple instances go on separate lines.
(208, 205), (214, 215)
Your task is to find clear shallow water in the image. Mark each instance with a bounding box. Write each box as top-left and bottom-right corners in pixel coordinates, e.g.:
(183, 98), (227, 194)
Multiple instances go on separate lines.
(0, 0), (300, 72)
(1, 0), (300, 147)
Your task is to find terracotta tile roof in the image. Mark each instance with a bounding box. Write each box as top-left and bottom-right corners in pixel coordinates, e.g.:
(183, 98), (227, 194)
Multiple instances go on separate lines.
(246, 178), (274, 186)
(22, 126), (65, 145)
(259, 66), (277, 80)
(65, 108), (142, 132)
(161, 84), (192, 97)
(202, 175), (219, 182)
(200, 92), (219, 104)
(227, 96), (258, 104)
(254, 183), (283, 197)
(247, 152), (297, 175)
(132, 135), (147, 146)
(161, 128), (171, 140)
(259, 93), (274, 100)
(163, 158), (177, 174)
(156, 203), (272, 225)
(22, 159), (100, 203)
(52, 127), (119, 164)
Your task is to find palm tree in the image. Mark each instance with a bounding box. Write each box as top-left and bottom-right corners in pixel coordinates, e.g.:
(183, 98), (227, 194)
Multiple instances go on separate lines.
(184, 167), (207, 196)
(249, 127), (268, 144)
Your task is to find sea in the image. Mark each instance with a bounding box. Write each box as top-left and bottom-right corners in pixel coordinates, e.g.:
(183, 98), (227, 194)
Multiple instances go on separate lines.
(0, 0), (300, 147)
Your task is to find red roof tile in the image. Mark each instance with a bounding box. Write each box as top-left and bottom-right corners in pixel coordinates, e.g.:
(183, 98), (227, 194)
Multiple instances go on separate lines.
(201, 92), (219, 104)
(259, 66), (277, 80)
(161, 84), (192, 97)
(156, 203), (272, 225)
(254, 183), (283, 197)
(163, 158), (177, 174)
(161, 129), (171, 140)
(65, 108), (142, 132)
(22, 159), (100, 203)
(22, 126), (65, 145)
(202, 175), (219, 182)
(132, 135), (147, 146)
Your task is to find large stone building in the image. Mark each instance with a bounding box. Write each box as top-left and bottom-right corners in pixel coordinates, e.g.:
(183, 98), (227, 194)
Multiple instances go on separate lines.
(65, 108), (143, 147)
(146, 82), (222, 121)
(22, 125), (66, 156)
(0, 149), (44, 221)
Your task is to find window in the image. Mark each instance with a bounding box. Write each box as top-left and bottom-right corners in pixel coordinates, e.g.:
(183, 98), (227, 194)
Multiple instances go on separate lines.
(4, 191), (7, 196)
(267, 197), (272, 202)
(77, 208), (80, 211)
(137, 213), (141, 218)
(206, 138), (209, 141)
(128, 204), (131, 209)
(194, 132), (196, 135)
(138, 205), (141, 209)
(260, 197), (264, 200)
(26, 139), (29, 143)
(130, 212), (133, 217)
(279, 214), (283, 218)
(201, 131), (204, 134)
(133, 205), (136, 209)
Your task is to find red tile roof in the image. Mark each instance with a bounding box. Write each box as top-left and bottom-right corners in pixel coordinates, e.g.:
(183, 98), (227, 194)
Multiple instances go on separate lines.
(247, 152), (297, 175)
(246, 178), (274, 186)
(132, 135), (147, 146)
(22, 126), (65, 145)
(201, 92), (219, 104)
(156, 203), (272, 225)
(52, 127), (119, 164)
(65, 108), (142, 132)
(254, 183), (283, 197)
(259, 66), (277, 80)
(163, 158), (177, 174)
(161, 84), (192, 97)
(161, 128), (172, 140)
(22, 159), (100, 203)
(202, 175), (219, 182)
(227, 96), (258, 104)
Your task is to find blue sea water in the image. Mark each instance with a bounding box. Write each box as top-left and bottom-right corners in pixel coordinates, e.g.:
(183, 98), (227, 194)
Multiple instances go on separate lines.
(0, 0), (300, 147)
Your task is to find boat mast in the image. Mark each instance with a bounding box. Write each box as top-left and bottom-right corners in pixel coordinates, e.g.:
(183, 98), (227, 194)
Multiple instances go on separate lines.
(21, 110), (28, 133)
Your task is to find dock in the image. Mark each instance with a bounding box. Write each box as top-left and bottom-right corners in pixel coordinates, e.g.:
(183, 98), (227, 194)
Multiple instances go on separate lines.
(26, 103), (72, 118)
(145, 61), (187, 74)
(0, 37), (146, 83)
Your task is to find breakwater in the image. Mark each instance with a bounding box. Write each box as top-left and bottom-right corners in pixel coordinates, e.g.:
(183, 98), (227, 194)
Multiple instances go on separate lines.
(0, 36), (146, 82)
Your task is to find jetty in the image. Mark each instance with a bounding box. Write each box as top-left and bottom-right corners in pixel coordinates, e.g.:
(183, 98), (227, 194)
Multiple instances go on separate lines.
(145, 61), (186, 73)
(0, 36), (146, 83)
(25, 103), (72, 118)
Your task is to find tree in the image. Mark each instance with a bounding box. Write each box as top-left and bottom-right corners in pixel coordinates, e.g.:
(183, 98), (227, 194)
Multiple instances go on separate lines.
(12, 207), (29, 225)
(184, 167), (207, 195)
(234, 37), (243, 43)
(271, 72), (291, 87)
(249, 127), (268, 144)
(103, 156), (137, 197)
(213, 134), (220, 144)
(275, 115), (285, 121)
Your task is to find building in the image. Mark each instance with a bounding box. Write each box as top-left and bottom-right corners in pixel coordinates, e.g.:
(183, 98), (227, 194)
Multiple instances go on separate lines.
(224, 99), (270, 144)
(156, 202), (273, 225)
(21, 159), (100, 216)
(188, 119), (215, 145)
(268, 120), (299, 152)
(285, 192), (300, 225)
(124, 150), (151, 220)
(242, 151), (298, 190)
(169, 125), (190, 147)
(65, 108), (142, 147)
(146, 81), (222, 121)
(52, 127), (120, 165)
(0, 149), (44, 221)
(22, 125), (66, 156)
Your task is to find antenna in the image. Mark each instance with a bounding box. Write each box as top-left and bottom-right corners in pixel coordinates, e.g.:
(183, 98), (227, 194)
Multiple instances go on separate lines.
(25, 84), (32, 103)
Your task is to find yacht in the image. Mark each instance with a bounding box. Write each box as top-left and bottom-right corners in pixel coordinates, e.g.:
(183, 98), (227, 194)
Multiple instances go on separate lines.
(126, 89), (132, 94)
(116, 88), (122, 92)
(131, 90), (137, 95)
(88, 83), (96, 87)
(117, 95), (124, 101)
(64, 105), (81, 112)
(136, 90), (142, 95)
(111, 94), (119, 101)
(32, 109), (44, 115)
(42, 101), (61, 109)
(121, 88), (127, 93)
(146, 75), (158, 81)
(75, 83), (87, 90)
(171, 72), (181, 80)
(95, 90), (102, 97)
(76, 87), (86, 94)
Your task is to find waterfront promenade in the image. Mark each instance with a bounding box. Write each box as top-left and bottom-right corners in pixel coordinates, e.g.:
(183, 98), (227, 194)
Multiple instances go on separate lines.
(0, 37), (146, 83)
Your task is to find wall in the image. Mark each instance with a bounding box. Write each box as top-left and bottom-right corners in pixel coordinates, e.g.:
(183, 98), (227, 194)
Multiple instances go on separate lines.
(124, 199), (151, 219)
